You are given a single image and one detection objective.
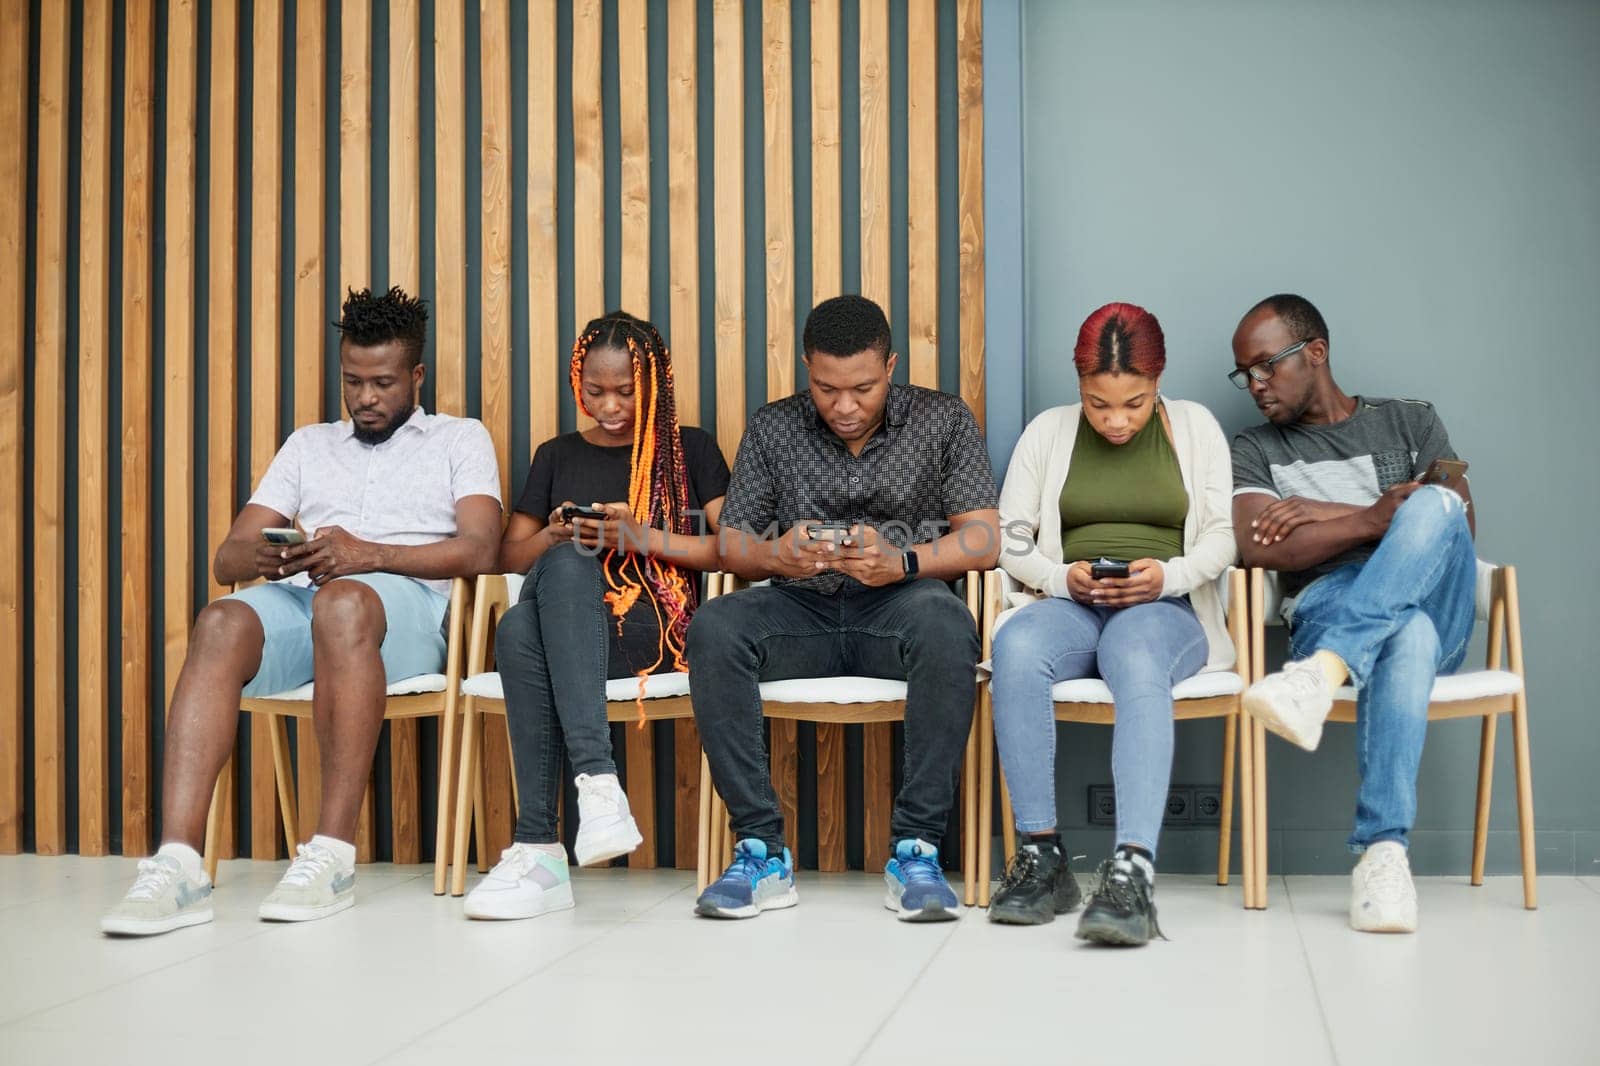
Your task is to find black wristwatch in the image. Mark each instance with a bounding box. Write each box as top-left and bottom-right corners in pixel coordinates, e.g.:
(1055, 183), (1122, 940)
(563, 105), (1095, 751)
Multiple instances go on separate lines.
(900, 547), (920, 582)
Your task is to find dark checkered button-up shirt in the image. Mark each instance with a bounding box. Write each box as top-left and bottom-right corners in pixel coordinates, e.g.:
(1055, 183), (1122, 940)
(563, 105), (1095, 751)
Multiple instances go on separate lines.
(719, 384), (998, 593)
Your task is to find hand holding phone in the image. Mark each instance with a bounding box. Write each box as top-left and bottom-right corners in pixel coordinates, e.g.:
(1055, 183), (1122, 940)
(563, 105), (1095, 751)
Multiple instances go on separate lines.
(1089, 557), (1131, 580)
(805, 519), (853, 542)
(261, 527), (306, 546)
(561, 504), (610, 522)
(1421, 458), (1469, 494)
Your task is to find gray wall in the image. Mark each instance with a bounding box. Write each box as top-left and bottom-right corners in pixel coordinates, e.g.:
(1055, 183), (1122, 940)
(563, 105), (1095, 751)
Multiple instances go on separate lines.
(1015, 0), (1600, 874)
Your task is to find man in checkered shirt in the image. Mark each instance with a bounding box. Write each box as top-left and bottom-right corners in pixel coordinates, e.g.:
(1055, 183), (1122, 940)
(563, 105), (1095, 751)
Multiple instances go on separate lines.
(689, 295), (1000, 922)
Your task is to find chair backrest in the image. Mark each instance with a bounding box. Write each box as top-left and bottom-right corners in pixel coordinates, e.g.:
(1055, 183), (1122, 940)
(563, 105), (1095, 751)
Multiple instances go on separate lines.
(1257, 559), (1498, 628)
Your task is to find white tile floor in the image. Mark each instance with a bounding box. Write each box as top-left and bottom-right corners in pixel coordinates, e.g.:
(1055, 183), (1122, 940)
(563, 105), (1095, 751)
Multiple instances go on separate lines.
(1, 856), (1595, 1066)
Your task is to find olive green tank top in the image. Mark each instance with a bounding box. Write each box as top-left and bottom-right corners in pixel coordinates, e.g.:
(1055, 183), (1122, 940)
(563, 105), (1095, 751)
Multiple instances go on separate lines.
(1059, 406), (1188, 563)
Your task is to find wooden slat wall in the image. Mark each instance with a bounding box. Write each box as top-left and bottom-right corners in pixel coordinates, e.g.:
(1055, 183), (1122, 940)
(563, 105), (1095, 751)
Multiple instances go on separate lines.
(4, 0), (985, 869)
(0, 0), (30, 853)
(120, 0), (156, 857)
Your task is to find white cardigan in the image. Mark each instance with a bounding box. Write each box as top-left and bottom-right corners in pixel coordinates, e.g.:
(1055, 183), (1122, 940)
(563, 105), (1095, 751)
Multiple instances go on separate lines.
(997, 398), (1238, 671)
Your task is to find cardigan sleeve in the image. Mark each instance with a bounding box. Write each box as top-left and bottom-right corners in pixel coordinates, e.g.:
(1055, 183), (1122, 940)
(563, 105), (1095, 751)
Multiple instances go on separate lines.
(998, 411), (1072, 598)
(1160, 405), (1238, 598)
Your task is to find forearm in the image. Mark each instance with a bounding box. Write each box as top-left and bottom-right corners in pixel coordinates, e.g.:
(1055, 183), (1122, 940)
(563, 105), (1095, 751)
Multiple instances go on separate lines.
(919, 517), (1000, 581)
(1240, 511), (1377, 572)
(374, 535), (499, 579)
(716, 529), (783, 581)
(213, 540), (263, 586)
(497, 534), (555, 576)
(648, 528), (723, 572)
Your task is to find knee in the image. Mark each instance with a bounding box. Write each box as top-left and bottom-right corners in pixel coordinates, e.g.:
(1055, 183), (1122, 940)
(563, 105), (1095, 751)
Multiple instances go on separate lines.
(1385, 612), (1440, 668)
(494, 601), (537, 657)
(905, 591), (979, 660)
(1390, 485), (1467, 541)
(533, 541), (597, 590)
(192, 599), (262, 650)
(311, 580), (386, 646)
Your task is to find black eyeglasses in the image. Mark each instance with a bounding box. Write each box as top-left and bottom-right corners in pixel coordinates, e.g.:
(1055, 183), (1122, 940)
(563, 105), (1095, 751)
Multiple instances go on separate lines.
(1228, 339), (1310, 389)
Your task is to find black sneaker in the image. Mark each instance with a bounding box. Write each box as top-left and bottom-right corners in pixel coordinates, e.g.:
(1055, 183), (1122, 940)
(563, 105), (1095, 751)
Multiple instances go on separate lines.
(988, 840), (1082, 925)
(1075, 849), (1164, 946)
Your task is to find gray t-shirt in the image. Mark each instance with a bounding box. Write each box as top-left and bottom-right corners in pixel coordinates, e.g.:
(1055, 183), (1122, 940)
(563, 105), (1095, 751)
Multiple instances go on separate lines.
(1231, 396), (1457, 595)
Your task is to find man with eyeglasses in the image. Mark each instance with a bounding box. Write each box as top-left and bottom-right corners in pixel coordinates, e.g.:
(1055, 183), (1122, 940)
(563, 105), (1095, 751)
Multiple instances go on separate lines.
(1228, 293), (1477, 935)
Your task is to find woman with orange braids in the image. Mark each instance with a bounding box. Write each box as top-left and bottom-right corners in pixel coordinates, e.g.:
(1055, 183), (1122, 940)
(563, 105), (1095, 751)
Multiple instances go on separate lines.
(464, 311), (729, 921)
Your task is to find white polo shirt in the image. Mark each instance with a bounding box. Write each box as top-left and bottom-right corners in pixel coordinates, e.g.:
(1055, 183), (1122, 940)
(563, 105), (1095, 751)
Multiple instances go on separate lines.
(249, 407), (502, 597)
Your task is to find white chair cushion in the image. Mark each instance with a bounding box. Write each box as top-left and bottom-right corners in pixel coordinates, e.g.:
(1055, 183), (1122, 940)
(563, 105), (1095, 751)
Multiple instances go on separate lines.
(461, 670), (691, 703)
(1334, 669), (1522, 703)
(758, 676), (908, 704)
(1049, 671), (1244, 704)
(259, 673), (448, 702)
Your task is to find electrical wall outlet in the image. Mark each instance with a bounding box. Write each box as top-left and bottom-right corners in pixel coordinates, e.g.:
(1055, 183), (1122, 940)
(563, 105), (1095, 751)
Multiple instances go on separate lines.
(1088, 784), (1219, 827)
(1193, 786), (1223, 825)
(1163, 787), (1193, 825)
(1087, 785), (1116, 825)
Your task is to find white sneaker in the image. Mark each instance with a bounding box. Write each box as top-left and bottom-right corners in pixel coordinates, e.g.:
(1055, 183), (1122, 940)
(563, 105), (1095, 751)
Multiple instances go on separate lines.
(572, 772), (643, 867)
(101, 854), (214, 936)
(1243, 658), (1334, 751)
(1350, 841), (1418, 933)
(463, 843), (575, 920)
(258, 841), (355, 922)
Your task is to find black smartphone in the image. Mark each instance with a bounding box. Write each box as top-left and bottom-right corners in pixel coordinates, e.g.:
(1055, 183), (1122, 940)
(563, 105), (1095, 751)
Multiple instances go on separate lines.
(561, 504), (609, 522)
(1421, 458), (1469, 493)
(261, 527), (306, 546)
(806, 519), (854, 541)
(1090, 557), (1131, 580)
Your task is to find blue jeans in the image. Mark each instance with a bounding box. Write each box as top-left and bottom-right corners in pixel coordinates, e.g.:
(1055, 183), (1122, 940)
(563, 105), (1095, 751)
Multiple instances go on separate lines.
(1286, 485), (1477, 852)
(990, 595), (1208, 858)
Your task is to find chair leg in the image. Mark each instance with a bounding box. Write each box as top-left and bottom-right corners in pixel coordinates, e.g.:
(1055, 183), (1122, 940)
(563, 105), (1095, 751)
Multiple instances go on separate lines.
(1253, 720), (1269, 909)
(1239, 709), (1256, 910)
(473, 715), (490, 874)
(999, 771), (1016, 869)
(203, 772), (226, 886)
(1471, 713), (1498, 886)
(1510, 697), (1538, 909)
(450, 700), (481, 897)
(962, 710), (979, 906)
(1217, 713), (1236, 887)
(977, 687), (995, 907)
(696, 754), (713, 893)
(433, 695), (463, 896)
(268, 715), (300, 853)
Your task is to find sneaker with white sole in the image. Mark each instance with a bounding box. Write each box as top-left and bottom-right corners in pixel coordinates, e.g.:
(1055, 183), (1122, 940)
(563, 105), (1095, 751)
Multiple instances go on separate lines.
(695, 839), (798, 919)
(463, 843), (575, 920)
(884, 838), (960, 922)
(572, 771), (643, 867)
(1350, 840), (1418, 933)
(257, 841), (355, 922)
(100, 854), (214, 937)
(1243, 658), (1335, 751)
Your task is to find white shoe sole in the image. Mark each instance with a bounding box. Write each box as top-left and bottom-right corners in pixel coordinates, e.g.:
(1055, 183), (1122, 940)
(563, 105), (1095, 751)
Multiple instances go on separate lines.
(464, 880), (576, 921)
(883, 888), (961, 923)
(573, 816), (644, 867)
(1242, 687), (1325, 751)
(694, 885), (798, 919)
(100, 907), (214, 937)
(258, 893), (355, 923)
(1350, 908), (1417, 933)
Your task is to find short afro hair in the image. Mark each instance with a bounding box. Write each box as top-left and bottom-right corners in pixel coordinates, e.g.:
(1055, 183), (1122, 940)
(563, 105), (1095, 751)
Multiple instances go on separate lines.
(335, 286), (429, 367)
(1246, 293), (1329, 349)
(802, 293), (891, 361)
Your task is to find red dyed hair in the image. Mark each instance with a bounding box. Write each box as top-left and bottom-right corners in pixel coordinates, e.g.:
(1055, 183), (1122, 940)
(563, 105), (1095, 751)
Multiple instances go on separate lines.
(1073, 302), (1166, 378)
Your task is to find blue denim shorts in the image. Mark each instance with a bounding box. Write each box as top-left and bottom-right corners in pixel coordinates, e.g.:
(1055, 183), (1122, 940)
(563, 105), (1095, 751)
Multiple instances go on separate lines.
(225, 574), (450, 697)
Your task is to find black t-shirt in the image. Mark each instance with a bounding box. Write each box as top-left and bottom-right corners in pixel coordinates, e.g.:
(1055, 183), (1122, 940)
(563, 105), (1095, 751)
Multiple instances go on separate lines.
(514, 426), (731, 531)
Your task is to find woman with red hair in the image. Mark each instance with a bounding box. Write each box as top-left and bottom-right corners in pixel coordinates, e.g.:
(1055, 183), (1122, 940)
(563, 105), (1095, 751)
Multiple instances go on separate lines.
(988, 302), (1235, 945)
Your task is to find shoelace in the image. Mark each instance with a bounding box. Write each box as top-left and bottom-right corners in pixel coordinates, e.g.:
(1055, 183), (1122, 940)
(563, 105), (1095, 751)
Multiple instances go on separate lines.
(126, 857), (182, 901)
(897, 850), (945, 886)
(720, 848), (772, 886)
(494, 844), (545, 879)
(998, 848), (1041, 892)
(575, 775), (621, 816)
(1359, 850), (1412, 902)
(1284, 659), (1329, 698)
(281, 843), (338, 888)
(1088, 859), (1167, 941)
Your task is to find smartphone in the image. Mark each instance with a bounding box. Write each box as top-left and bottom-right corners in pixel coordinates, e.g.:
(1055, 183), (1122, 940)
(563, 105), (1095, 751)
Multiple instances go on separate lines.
(561, 504), (609, 522)
(1421, 458), (1469, 493)
(805, 519), (854, 541)
(261, 527), (306, 546)
(1090, 557), (1131, 580)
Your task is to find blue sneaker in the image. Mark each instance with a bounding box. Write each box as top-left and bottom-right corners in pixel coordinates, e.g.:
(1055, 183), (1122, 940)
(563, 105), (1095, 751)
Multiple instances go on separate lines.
(884, 838), (960, 922)
(695, 839), (798, 919)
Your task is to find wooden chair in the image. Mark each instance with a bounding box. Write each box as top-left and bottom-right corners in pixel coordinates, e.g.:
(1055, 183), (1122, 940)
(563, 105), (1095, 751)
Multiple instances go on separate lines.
(201, 576), (472, 892)
(448, 570), (724, 897)
(974, 568), (1255, 907)
(697, 572), (986, 906)
(1244, 562), (1535, 909)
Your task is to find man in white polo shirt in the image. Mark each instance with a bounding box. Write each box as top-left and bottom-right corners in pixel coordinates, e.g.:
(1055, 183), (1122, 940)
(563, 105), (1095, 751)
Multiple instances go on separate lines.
(101, 287), (502, 937)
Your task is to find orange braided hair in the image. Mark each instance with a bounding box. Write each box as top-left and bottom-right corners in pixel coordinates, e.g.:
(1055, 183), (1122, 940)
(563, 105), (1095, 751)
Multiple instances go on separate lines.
(570, 311), (697, 726)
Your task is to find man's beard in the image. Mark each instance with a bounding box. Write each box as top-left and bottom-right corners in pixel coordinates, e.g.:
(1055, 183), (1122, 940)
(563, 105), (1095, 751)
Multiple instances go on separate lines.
(351, 405), (414, 445)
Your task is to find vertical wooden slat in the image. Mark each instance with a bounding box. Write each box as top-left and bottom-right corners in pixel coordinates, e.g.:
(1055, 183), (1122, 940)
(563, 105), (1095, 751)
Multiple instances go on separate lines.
(665, 0), (699, 425)
(480, 0), (516, 860)
(292, 0), (326, 846)
(0, 0), (31, 853)
(527, 0), (558, 451)
(711, 0), (744, 478)
(388, 0), (422, 866)
(815, 719), (846, 872)
(618, 0), (649, 315)
(206, 0), (239, 858)
(249, 0), (284, 860)
(77, 0), (114, 857)
(769, 715), (798, 860)
(120, 0), (157, 856)
(434, 0), (466, 417)
(855, 0), (893, 871)
(762, 0), (794, 402)
(571, 0), (603, 331)
(809, 0), (841, 301)
(906, 0), (937, 389)
(673, 718), (700, 869)
(339, 0), (376, 861)
(956, 0), (984, 427)
(624, 725), (656, 868)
